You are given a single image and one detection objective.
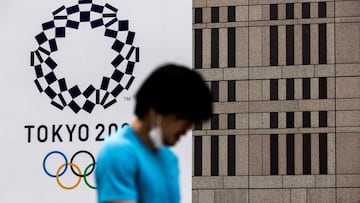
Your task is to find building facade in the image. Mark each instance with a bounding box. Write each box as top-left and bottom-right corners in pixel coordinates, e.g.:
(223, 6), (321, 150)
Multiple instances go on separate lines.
(192, 0), (360, 202)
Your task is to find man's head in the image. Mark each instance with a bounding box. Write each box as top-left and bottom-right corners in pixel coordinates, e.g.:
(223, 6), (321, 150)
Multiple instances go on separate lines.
(134, 63), (212, 146)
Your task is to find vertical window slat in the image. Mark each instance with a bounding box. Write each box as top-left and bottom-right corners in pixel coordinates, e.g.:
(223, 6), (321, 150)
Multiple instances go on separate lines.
(270, 4), (278, 20)
(211, 81), (219, 102)
(302, 78), (311, 99)
(228, 113), (236, 129)
(303, 111), (311, 128)
(270, 26), (279, 66)
(286, 3), (294, 19)
(211, 28), (219, 68)
(194, 29), (203, 69)
(302, 24), (311, 65)
(228, 135), (236, 176)
(211, 136), (219, 176)
(319, 133), (328, 174)
(228, 27), (236, 67)
(228, 80), (236, 102)
(211, 7), (219, 23)
(319, 77), (328, 99)
(194, 136), (203, 176)
(270, 134), (279, 175)
(302, 3), (310, 19)
(287, 134), (295, 175)
(195, 8), (203, 23)
(319, 111), (328, 127)
(228, 6), (236, 22)
(286, 78), (295, 100)
(303, 133), (312, 174)
(319, 24), (327, 64)
(286, 25), (294, 65)
(270, 79), (278, 100)
(211, 114), (219, 130)
(318, 2), (327, 18)
(286, 112), (295, 128)
(270, 112), (279, 128)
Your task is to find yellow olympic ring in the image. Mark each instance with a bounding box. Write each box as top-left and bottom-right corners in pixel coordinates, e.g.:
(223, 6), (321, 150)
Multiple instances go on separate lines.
(56, 163), (82, 190)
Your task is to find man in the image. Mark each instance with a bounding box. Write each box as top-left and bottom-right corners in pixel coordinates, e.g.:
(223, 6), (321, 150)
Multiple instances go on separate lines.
(95, 64), (212, 203)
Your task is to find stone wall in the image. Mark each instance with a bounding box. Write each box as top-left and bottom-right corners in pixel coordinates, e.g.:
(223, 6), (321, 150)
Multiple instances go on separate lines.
(192, 0), (360, 202)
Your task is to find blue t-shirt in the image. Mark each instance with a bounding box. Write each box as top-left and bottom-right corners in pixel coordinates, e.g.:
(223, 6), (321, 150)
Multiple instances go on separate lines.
(95, 125), (180, 203)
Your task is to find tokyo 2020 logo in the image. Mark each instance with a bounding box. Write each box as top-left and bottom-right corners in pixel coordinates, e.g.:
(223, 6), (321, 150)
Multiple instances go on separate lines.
(30, 0), (140, 113)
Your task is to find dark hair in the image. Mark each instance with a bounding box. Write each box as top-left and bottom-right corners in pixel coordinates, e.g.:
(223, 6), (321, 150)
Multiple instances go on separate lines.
(134, 64), (212, 123)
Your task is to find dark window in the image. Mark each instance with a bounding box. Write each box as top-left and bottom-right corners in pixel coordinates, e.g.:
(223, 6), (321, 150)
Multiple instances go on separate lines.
(286, 134), (295, 175)
(228, 6), (236, 22)
(286, 25), (294, 65)
(228, 27), (236, 67)
(318, 2), (327, 18)
(303, 111), (311, 128)
(286, 3), (294, 19)
(270, 79), (278, 100)
(211, 28), (219, 68)
(302, 78), (311, 99)
(228, 113), (236, 129)
(270, 112), (278, 128)
(211, 114), (219, 130)
(211, 81), (219, 102)
(194, 121), (202, 130)
(211, 7), (219, 22)
(211, 136), (219, 176)
(270, 4), (278, 20)
(228, 135), (236, 176)
(194, 29), (203, 69)
(195, 8), (203, 23)
(194, 136), (202, 176)
(228, 80), (236, 102)
(286, 112), (295, 128)
(270, 134), (279, 175)
(302, 24), (311, 65)
(319, 111), (327, 127)
(319, 133), (328, 174)
(319, 77), (327, 99)
(319, 24), (327, 64)
(270, 26), (278, 66)
(302, 3), (310, 18)
(303, 133), (311, 174)
(286, 78), (295, 100)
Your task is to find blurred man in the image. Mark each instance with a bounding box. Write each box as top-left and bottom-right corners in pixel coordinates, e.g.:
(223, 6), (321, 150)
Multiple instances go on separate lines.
(95, 64), (212, 203)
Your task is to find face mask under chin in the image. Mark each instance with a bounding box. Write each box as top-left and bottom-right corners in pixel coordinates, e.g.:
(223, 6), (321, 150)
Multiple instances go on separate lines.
(149, 116), (164, 149)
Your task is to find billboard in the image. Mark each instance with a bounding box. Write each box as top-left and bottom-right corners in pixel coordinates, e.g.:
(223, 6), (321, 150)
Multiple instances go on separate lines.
(0, 0), (191, 202)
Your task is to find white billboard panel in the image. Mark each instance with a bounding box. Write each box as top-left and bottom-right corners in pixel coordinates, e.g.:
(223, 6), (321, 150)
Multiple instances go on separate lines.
(0, 0), (191, 202)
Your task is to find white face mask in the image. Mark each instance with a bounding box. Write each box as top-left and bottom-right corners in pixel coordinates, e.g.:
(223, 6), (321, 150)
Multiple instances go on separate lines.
(149, 117), (163, 149)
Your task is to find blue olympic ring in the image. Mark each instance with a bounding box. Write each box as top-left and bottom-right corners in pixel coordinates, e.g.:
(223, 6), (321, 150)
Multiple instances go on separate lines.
(43, 150), (68, 178)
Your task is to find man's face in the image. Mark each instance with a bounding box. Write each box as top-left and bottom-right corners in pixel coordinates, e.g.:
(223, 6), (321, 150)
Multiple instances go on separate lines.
(160, 114), (193, 146)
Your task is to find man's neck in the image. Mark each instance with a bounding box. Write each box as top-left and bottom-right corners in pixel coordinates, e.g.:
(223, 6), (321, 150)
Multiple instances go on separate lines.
(130, 118), (156, 150)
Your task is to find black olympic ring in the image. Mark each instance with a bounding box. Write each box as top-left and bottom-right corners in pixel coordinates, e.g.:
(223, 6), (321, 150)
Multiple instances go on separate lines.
(43, 150), (96, 190)
(30, 0), (140, 114)
(70, 150), (95, 177)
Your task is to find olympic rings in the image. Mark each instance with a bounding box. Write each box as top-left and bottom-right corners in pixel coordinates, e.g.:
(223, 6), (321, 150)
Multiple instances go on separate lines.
(43, 150), (97, 190)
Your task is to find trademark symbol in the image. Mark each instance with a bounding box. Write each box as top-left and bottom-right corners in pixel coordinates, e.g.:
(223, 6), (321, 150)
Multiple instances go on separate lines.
(124, 97), (131, 101)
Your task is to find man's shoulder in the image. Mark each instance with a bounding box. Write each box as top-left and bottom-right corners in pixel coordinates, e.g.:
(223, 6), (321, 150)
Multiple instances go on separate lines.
(160, 147), (178, 163)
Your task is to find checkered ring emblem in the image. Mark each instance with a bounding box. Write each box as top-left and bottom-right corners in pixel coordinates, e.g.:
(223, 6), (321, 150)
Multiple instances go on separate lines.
(30, 0), (139, 113)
